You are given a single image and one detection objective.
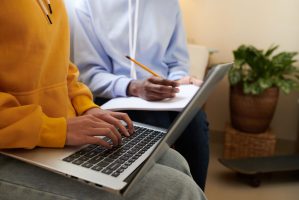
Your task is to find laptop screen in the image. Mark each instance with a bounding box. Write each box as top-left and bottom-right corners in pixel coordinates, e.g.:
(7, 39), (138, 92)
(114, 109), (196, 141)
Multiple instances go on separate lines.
(122, 63), (232, 195)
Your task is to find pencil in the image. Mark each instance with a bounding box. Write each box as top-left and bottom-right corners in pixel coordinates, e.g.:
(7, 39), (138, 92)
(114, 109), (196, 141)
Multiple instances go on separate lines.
(125, 56), (161, 78)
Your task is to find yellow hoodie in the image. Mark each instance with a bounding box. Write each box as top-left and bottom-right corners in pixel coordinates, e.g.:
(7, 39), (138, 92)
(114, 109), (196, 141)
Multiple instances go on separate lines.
(0, 0), (98, 149)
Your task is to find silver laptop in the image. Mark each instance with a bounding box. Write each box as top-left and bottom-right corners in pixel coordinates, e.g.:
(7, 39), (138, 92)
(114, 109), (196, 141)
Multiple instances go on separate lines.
(0, 63), (232, 196)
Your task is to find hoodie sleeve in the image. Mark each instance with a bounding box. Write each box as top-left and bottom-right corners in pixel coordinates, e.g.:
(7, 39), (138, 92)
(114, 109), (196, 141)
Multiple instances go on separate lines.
(67, 62), (99, 115)
(165, 7), (190, 81)
(0, 93), (67, 149)
(72, 1), (132, 99)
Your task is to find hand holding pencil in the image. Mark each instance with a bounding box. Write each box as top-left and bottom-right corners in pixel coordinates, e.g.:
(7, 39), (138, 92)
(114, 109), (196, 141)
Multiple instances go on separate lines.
(125, 56), (179, 101)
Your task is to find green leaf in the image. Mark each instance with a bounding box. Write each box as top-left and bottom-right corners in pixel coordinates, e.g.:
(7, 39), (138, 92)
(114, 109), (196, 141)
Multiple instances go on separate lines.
(228, 68), (242, 85)
(231, 44), (299, 95)
(258, 78), (272, 89)
(265, 45), (279, 57)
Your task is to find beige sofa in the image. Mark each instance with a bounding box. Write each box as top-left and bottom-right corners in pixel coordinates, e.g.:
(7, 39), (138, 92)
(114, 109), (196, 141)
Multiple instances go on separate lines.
(188, 44), (210, 80)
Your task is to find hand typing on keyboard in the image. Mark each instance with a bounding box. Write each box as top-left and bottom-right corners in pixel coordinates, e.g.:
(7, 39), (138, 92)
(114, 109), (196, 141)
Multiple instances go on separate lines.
(63, 125), (164, 177)
(65, 108), (134, 148)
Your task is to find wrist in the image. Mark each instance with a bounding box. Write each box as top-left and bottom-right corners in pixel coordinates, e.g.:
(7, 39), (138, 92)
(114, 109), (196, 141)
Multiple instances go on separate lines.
(82, 107), (100, 115)
(127, 80), (140, 97)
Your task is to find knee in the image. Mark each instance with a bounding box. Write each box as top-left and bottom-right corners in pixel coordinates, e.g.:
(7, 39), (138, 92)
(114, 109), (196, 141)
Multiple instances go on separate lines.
(176, 174), (206, 200)
(128, 164), (206, 200)
(157, 148), (191, 176)
(154, 165), (206, 200)
(169, 171), (206, 200)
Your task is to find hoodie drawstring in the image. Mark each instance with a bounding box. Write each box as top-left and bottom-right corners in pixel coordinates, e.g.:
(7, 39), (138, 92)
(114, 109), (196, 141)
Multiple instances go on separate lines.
(128, 0), (140, 79)
(37, 0), (53, 24)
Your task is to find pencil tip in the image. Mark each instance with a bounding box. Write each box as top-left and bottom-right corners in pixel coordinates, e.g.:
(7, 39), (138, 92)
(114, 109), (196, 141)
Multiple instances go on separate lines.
(125, 55), (130, 59)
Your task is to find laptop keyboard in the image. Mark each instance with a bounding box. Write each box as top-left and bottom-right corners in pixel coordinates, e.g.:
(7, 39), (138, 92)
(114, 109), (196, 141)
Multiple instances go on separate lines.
(62, 125), (164, 177)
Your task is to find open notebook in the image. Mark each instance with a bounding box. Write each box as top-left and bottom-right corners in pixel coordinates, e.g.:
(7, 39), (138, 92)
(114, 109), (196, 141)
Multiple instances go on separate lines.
(0, 63), (232, 196)
(101, 84), (199, 111)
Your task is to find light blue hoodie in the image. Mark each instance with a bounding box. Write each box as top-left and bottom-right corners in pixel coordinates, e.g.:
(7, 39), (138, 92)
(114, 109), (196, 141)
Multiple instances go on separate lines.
(72, 0), (189, 98)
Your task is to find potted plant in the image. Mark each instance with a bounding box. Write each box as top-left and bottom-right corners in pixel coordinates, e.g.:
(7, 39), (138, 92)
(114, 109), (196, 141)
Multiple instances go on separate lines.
(228, 44), (298, 133)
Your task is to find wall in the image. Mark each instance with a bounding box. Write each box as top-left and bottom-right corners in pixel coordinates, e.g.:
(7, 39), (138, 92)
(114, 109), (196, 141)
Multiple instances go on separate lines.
(179, 0), (299, 141)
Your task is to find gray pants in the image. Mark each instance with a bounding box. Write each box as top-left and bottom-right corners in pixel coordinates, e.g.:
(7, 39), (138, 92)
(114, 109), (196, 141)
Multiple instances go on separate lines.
(0, 149), (206, 200)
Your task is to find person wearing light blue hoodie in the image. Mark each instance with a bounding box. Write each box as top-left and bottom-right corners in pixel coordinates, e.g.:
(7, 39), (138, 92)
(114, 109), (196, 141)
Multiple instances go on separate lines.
(69, 0), (209, 190)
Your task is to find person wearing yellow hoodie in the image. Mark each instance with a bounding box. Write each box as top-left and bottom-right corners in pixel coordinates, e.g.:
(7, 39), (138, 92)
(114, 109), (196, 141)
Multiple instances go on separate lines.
(0, 1), (206, 200)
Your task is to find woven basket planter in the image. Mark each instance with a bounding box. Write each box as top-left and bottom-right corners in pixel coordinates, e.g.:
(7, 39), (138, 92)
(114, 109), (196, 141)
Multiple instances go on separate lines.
(224, 124), (276, 159)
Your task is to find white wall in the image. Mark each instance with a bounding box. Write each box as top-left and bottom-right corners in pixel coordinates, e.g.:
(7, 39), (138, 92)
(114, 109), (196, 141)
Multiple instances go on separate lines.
(179, 0), (299, 141)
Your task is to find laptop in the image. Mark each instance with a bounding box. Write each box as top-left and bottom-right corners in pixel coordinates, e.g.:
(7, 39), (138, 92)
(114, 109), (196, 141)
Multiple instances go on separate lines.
(0, 63), (232, 196)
